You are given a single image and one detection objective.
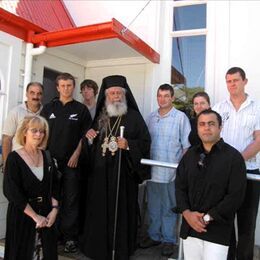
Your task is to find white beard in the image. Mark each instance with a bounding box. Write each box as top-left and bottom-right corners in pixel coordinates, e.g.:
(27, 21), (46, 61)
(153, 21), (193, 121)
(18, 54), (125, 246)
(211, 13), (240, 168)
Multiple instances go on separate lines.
(106, 100), (127, 117)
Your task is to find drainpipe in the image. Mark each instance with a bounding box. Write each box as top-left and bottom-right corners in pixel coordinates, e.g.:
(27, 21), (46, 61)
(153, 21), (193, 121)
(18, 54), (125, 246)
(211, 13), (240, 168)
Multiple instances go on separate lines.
(23, 43), (46, 101)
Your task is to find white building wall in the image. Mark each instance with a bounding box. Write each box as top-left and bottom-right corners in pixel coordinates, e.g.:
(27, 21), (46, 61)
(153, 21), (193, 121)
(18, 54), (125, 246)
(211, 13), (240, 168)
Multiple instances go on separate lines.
(85, 57), (150, 118)
(0, 31), (23, 238)
(206, 1), (260, 104)
(0, 31), (23, 120)
(32, 49), (86, 101)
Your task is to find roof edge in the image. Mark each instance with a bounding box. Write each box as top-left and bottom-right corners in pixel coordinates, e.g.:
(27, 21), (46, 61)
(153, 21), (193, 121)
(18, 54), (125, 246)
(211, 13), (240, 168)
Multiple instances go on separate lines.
(111, 18), (160, 64)
(60, 0), (76, 27)
(30, 20), (117, 47)
(0, 7), (46, 41)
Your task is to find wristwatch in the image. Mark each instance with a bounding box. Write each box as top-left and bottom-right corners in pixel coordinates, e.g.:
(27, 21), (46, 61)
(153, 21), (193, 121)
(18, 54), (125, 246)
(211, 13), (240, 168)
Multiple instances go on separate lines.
(203, 213), (211, 222)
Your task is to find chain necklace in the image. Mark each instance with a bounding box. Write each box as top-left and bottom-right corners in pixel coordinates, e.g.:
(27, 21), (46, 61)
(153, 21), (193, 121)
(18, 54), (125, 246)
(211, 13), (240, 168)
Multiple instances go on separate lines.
(101, 116), (122, 156)
(24, 148), (40, 167)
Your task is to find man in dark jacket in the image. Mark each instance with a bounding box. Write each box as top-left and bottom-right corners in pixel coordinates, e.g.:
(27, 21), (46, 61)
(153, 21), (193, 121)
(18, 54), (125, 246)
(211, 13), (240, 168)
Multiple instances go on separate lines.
(176, 109), (246, 260)
(41, 73), (91, 253)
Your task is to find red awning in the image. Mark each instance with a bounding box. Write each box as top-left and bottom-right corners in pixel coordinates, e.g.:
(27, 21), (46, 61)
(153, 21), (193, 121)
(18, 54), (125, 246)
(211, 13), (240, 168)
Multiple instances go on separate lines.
(0, 7), (160, 63)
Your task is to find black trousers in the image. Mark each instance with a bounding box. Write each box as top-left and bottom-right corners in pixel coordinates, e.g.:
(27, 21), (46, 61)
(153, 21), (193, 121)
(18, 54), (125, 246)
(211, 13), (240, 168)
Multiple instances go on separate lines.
(59, 164), (80, 242)
(228, 170), (260, 260)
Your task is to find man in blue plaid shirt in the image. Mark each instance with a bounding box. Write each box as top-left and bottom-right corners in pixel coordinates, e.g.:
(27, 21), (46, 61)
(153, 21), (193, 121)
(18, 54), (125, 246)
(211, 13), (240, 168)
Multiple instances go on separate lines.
(140, 84), (190, 257)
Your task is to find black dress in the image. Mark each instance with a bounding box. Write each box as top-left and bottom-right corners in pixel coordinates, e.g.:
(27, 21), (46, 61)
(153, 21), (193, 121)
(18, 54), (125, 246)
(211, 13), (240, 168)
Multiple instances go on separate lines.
(80, 108), (151, 260)
(3, 151), (59, 260)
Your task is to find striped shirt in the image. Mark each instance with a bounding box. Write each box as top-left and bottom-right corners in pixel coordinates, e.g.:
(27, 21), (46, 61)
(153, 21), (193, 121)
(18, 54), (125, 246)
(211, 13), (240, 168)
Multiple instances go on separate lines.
(146, 107), (191, 183)
(213, 95), (260, 170)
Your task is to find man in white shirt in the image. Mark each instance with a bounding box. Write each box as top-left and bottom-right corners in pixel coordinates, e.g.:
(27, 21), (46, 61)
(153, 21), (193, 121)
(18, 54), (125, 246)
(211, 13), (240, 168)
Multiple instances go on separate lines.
(2, 82), (43, 167)
(213, 67), (260, 260)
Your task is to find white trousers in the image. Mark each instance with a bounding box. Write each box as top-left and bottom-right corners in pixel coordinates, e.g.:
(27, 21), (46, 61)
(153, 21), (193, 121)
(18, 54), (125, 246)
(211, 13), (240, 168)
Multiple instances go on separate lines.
(183, 236), (228, 260)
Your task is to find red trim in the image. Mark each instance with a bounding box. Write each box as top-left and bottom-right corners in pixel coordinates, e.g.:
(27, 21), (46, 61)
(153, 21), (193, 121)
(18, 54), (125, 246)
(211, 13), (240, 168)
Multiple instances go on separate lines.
(30, 21), (117, 47)
(30, 19), (160, 63)
(0, 8), (46, 41)
(112, 19), (160, 64)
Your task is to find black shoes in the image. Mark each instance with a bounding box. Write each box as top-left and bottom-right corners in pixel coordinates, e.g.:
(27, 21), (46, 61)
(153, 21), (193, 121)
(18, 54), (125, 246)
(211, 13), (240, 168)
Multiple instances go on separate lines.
(64, 240), (78, 253)
(140, 237), (161, 248)
(161, 243), (177, 257)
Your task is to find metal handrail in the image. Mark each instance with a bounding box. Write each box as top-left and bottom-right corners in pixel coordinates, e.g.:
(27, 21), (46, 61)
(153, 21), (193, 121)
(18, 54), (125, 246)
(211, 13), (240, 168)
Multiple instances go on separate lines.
(141, 159), (260, 182)
(140, 158), (260, 260)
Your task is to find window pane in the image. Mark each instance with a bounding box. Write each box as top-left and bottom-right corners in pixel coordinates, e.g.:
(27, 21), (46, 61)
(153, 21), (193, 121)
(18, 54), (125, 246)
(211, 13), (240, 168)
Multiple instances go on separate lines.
(173, 4), (206, 31)
(171, 36), (206, 110)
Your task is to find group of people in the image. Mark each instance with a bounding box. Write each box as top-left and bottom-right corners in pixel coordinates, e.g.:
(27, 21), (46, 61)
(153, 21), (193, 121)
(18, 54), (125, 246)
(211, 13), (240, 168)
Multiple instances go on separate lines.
(2, 73), (150, 260)
(141, 67), (260, 260)
(1, 67), (260, 260)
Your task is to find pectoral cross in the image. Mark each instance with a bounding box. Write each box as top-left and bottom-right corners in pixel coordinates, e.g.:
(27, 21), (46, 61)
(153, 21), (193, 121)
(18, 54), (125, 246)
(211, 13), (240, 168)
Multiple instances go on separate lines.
(101, 137), (109, 156)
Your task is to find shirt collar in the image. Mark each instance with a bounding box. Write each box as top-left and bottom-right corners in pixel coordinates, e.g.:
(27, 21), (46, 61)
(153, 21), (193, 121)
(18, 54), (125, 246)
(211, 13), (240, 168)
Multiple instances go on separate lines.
(196, 138), (224, 154)
(57, 99), (75, 106)
(156, 106), (175, 118)
(226, 94), (254, 111)
(22, 102), (42, 113)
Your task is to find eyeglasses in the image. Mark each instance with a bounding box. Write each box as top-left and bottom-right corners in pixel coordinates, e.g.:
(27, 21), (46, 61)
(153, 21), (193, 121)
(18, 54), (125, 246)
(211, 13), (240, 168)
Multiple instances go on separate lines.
(28, 128), (45, 134)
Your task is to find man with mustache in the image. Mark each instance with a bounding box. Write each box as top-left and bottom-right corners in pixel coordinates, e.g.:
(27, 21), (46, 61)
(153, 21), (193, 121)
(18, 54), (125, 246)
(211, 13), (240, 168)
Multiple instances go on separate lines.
(2, 82), (43, 168)
(81, 75), (151, 260)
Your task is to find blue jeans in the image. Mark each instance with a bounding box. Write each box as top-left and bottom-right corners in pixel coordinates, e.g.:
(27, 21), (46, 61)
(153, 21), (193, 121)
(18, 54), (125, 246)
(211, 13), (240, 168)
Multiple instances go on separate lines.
(147, 181), (177, 244)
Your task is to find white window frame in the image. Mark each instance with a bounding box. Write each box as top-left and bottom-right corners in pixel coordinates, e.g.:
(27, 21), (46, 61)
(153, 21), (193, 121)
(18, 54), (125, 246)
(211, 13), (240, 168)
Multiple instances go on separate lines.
(170, 0), (208, 38)
(170, 0), (207, 89)
(171, 0), (207, 39)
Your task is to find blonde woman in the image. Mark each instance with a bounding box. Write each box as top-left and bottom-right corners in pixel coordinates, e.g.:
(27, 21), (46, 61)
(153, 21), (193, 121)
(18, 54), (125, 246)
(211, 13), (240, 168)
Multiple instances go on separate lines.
(3, 116), (59, 260)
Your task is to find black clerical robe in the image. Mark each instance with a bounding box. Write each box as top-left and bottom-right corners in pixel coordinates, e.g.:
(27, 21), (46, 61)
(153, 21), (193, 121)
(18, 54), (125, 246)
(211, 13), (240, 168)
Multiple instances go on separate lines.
(80, 108), (151, 260)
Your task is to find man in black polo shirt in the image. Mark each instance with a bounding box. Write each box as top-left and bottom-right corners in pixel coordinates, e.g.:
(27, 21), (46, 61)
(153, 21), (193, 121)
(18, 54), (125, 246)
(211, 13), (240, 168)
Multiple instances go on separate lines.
(176, 109), (247, 260)
(41, 73), (91, 253)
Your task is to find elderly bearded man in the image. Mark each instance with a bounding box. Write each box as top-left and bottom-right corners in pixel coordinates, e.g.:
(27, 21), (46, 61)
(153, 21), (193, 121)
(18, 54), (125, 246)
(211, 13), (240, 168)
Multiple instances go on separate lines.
(80, 75), (151, 260)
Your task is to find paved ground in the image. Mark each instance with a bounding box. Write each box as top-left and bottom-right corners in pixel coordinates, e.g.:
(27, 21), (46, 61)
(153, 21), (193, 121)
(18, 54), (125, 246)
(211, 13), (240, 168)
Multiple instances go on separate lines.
(58, 244), (179, 260)
(58, 245), (260, 260)
(0, 243), (260, 260)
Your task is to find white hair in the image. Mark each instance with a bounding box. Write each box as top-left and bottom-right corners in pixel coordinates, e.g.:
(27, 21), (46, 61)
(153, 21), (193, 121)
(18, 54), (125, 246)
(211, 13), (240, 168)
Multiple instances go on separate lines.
(104, 87), (127, 117)
(105, 96), (127, 117)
